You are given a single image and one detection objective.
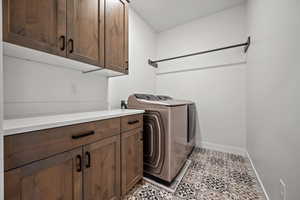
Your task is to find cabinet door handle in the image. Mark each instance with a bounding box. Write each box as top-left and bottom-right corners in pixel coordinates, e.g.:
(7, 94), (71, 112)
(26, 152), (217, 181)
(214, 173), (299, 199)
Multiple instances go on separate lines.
(76, 155), (82, 172)
(59, 36), (65, 51)
(85, 152), (91, 168)
(128, 120), (139, 125)
(68, 39), (74, 53)
(140, 130), (143, 141)
(72, 131), (95, 139)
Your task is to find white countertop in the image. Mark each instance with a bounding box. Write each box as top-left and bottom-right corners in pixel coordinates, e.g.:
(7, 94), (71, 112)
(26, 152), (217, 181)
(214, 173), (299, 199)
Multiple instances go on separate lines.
(3, 109), (144, 136)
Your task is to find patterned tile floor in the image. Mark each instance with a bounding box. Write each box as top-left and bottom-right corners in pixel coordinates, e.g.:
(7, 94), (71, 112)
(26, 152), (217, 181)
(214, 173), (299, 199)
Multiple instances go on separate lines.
(123, 148), (266, 200)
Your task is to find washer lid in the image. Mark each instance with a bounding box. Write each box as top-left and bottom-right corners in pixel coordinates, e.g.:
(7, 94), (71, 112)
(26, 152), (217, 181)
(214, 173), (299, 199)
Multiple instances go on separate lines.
(132, 94), (193, 106)
(136, 99), (191, 106)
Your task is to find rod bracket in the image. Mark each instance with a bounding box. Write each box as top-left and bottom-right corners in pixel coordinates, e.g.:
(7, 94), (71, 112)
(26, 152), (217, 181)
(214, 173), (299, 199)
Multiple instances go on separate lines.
(244, 36), (251, 53)
(148, 59), (158, 68)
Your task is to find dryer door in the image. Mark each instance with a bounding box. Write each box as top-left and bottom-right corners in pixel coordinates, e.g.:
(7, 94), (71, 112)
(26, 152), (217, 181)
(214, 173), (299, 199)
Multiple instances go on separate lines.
(143, 111), (165, 176)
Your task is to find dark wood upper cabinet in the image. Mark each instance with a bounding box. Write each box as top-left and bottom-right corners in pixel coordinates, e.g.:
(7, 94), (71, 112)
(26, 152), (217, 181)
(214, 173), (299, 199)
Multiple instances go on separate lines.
(83, 135), (121, 200)
(121, 128), (143, 195)
(67, 0), (104, 66)
(105, 0), (129, 73)
(3, 0), (129, 74)
(4, 148), (83, 200)
(3, 0), (67, 57)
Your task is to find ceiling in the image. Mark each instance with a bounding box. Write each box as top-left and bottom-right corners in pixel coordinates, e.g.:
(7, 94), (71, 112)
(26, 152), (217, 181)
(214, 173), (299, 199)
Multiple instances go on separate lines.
(130, 0), (246, 32)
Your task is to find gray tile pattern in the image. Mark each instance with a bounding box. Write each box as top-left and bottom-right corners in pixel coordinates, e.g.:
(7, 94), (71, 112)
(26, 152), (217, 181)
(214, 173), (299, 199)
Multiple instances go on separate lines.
(123, 148), (266, 200)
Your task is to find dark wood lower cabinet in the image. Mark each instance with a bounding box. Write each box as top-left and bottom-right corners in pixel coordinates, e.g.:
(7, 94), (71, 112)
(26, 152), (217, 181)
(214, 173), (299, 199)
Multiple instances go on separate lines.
(84, 136), (121, 200)
(121, 128), (143, 195)
(4, 148), (83, 200)
(4, 115), (143, 200)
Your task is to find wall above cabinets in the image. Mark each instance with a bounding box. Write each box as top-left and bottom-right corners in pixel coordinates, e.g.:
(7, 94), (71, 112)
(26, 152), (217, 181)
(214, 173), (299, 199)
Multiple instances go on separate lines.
(3, 0), (129, 77)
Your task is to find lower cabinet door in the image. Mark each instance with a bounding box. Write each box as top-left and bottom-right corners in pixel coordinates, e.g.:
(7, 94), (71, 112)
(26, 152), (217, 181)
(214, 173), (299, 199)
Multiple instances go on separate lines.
(83, 135), (121, 200)
(4, 148), (83, 200)
(121, 128), (143, 195)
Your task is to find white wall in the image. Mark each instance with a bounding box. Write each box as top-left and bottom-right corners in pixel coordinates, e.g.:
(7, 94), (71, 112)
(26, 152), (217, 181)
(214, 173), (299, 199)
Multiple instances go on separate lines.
(156, 5), (247, 152)
(246, 0), (300, 199)
(3, 56), (108, 119)
(108, 8), (157, 108)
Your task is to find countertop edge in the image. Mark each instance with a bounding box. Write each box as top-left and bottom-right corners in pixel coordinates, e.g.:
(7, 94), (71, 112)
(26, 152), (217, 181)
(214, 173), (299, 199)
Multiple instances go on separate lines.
(3, 110), (145, 136)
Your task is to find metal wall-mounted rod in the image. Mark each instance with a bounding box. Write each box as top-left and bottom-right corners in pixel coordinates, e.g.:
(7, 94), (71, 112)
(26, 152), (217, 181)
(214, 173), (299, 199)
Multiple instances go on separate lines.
(148, 36), (251, 68)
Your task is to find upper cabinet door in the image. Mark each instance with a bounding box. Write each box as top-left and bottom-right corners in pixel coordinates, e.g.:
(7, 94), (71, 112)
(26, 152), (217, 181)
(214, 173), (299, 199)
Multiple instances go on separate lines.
(105, 0), (129, 73)
(67, 0), (104, 66)
(5, 148), (83, 200)
(83, 135), (121, 200)
(3, 0), (67, 57)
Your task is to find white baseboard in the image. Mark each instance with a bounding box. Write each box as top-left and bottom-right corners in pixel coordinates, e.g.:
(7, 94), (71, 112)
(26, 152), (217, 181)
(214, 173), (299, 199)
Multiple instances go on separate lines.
(198, 141), (247, 156)
(246, 152), (270, 200)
